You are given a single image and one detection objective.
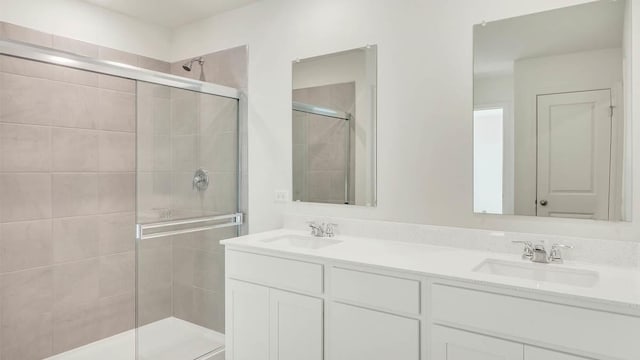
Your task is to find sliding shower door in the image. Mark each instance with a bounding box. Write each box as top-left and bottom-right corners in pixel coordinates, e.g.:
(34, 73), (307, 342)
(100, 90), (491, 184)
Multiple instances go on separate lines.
(136, 81), (240, 360)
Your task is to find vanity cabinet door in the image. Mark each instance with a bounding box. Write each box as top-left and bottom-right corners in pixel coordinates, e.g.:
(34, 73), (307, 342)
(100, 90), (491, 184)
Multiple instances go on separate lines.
(525, 346), (590, 360)
(329, 302), (420, 360)
(227, 280), (269, 360)
(431, 326), (523, 360)
(270, 289), (323, 360)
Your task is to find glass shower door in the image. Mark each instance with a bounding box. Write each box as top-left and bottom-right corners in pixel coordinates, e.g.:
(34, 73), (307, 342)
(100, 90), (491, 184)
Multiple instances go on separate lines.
(135, 81), (240, 360)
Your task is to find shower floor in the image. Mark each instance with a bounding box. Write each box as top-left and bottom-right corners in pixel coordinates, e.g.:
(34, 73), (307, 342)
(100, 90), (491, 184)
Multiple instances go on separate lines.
(45, 317), (225, 360)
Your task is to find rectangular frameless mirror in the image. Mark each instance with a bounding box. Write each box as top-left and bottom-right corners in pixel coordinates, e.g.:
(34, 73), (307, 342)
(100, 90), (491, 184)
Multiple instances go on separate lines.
(292, 46), (377, 206)
(473, 0), (632, 221)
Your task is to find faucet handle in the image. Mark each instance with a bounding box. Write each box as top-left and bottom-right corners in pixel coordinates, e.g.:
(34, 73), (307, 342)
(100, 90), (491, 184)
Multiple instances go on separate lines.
(324, 223), (338, 237)
(552, 243), (574, 249)
(512, 241), (534, 260)
(549, 243), (573, 264)
(307, 221), (322, 236)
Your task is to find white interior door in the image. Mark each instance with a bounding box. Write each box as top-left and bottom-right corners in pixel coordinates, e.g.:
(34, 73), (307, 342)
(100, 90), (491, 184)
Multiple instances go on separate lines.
(536, 89), (612, 220)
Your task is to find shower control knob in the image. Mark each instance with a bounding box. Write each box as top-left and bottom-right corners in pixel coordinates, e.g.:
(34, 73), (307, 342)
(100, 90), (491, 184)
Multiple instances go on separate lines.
(192, 168), (209, 192)
(539, 200), (548, 206)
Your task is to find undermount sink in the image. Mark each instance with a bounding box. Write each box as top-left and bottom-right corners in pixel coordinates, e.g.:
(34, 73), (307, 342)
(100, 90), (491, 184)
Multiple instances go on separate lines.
(261, 235), (342, 249)
(473, 259), (599, 288)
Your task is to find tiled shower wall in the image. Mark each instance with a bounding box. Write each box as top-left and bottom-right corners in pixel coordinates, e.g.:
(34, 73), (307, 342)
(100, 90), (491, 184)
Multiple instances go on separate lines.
(137, 81), (239, 333)
(0, 55), (136, 358)
(171, 46), (248, 90)
(0, 21), (247, 357)
(292, 82), (356, 204)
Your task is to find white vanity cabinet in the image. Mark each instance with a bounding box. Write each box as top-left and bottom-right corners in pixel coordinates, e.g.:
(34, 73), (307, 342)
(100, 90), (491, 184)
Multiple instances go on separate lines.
(225, 248), (424, 360)
(430, 282), (640, 360)
(269, 289), (323, 360)
(226, 280), (269, 360)
(327, 266), (422, 360)
(524, 347), (590, 360)
(328, 302), (420, 360)
(227, 280), (323, 360)
(431, 326), (522, 360)
(224, 243), (640, 360)
(431, 326), (591, 360)
(225, 250), (324, 360)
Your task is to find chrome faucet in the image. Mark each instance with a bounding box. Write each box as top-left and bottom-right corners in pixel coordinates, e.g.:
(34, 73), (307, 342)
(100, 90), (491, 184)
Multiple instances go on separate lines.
(513, 241), (573, 264)
(531, 244), (549, 263)
(307, 221), (338, 237)
(512, 241), (534, 260)
(548, 244), (573, 264)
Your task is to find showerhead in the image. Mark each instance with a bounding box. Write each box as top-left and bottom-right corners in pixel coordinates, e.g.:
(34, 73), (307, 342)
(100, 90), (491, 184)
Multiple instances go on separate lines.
(182, 57), (204, 72)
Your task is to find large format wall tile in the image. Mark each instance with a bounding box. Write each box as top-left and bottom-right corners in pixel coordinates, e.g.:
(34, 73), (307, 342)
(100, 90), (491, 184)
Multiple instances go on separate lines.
(52, 35), (99, 58)
(52, 174), (99, 217)
(0, 123), (51, 172)
(52, 216), (100, 263)
(2, 23), (52, 47)
(99, 292), (134, 338)
(99, 252), (134, 298)
(0, 173), (52, 222)
(98, 213), (135, 255)
(99, 132), (135, 172)
(52, 297), (102, 354)
(1, 267), (54, 360)
(98, 89), (136, 132)
(1, 55), (98, 87)
(0, 73), (58, 125)
(53, 259), (100, 309)
(98, 173), (135, 213)
(52, 128), (99, 172)
(0, 220), (52, 272)
(98, 75), (135, 93)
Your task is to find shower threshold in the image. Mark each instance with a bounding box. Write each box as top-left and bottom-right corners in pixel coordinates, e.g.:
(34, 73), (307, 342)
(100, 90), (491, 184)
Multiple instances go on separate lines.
(45, 317), (225, 360)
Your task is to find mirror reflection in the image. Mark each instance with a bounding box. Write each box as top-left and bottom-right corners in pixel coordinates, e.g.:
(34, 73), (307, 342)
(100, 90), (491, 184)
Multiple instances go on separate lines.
(292, 46), (377, 206)
(473, 1), (631, 221)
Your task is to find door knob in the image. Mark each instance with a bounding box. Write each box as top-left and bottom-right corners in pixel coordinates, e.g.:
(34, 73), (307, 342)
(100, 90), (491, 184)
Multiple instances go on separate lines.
(539, 200), (548, 206)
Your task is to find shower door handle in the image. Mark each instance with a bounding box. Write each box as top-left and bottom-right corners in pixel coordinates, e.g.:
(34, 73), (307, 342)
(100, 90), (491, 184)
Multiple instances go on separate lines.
(136, 213), (243, 240)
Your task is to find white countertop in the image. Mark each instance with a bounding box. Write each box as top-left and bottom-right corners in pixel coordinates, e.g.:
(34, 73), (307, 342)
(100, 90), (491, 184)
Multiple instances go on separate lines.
(222, 229), (640, 310)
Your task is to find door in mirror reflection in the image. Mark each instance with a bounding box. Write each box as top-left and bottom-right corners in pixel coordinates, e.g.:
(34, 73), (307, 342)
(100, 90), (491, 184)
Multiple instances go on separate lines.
(473, 0), (631, 221)
(537, 90), (612, 220)
(292, 46), (377, 207)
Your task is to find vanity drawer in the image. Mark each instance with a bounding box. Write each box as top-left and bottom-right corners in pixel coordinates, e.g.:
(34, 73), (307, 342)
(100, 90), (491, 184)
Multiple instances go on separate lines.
(227, 250), (323, 294)
(431, 283), (640, 359)
(331, 267), (421, 315)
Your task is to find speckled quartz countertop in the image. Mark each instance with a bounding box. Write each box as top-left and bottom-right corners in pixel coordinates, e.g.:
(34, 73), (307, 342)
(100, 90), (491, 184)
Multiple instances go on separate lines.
(222, 229), (640, 310)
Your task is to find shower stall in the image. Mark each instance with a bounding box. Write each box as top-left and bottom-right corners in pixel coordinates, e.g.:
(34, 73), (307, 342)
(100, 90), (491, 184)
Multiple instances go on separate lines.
(0, 38), (243, 360)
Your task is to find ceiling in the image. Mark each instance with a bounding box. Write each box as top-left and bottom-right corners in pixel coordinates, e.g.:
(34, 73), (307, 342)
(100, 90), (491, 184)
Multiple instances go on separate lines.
(81, 0), (260, 28)
(474, 0), (625, 77)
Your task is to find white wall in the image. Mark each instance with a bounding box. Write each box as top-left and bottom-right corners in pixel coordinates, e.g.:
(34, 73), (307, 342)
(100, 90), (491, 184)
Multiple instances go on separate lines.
(513, 48), (623, 216)
(0, 0), (172, 60)
(172, 0), (638, 242)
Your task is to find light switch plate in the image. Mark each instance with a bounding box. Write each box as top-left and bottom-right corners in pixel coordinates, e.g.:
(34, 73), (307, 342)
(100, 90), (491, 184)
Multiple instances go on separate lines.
(275, 190), (289, 202)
